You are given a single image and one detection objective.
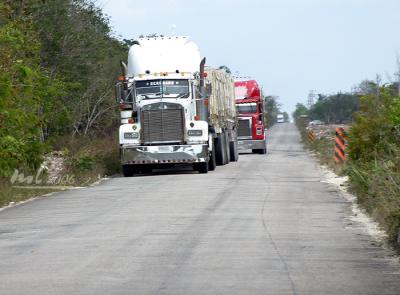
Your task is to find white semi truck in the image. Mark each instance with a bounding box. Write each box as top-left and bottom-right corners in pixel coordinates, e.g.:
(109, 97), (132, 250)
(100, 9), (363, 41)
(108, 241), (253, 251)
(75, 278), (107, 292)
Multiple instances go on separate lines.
(116, 36), (238, 176)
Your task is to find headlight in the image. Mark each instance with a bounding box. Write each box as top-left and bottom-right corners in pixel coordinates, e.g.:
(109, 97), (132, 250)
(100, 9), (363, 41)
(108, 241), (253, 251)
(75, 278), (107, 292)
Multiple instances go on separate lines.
(188, 129), (203, 136)
(256, 127), (262, 135)
(124, 132), (139, 139)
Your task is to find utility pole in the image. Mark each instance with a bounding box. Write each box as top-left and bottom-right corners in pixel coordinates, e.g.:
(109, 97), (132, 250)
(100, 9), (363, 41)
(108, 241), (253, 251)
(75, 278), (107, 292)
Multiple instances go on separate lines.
(307, 90), (316, 108)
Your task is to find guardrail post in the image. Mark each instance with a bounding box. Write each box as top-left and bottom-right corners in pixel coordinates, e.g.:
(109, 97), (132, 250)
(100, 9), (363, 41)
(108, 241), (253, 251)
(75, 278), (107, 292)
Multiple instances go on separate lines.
(334, 127), (346, 164)
(307, 129), (315, 143)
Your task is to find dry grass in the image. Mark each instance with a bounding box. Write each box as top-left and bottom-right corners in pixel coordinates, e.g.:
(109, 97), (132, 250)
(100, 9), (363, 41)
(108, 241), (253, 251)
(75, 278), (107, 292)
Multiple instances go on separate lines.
(0, 134), (121, 208)
(0, 184), (62, 208)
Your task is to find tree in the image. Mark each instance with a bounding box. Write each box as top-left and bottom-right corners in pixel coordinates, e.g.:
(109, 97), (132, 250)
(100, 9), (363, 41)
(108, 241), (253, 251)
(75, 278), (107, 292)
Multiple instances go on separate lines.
(308, 93), (358, 124)
(263, 95), (281, 128)
(292, 103), (309, 121)
(0, 0), (127, 178)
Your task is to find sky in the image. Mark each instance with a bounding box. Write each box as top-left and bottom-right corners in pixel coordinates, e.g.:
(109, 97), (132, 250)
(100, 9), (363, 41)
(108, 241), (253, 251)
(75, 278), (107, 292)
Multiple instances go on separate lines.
(98, 0), (400, 115)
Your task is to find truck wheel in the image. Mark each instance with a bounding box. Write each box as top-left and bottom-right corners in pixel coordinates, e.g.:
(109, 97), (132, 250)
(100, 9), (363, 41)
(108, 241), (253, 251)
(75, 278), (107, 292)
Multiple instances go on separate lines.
(140, 165), (152, 174)
(209, 139), (216, 171)
(122, 165), (136, 177)
(194, 162), (208, 174)
(229, 141), (239, 161)
(259, 141), (267, 154)
(252, 149), (266, 154)
(215, 133), (226, 166)
(253, 146), (267, 155)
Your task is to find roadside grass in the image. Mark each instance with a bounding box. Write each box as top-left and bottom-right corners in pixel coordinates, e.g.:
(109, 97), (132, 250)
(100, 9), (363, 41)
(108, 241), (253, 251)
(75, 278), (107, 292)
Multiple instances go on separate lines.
(0, 182), (62, 208)
(346, 154), (400, 249)
(0, 134), (121, 209)
(54, 133), (121, 186)
(309, 137), (339, 172)
(299, 125), (342, 173)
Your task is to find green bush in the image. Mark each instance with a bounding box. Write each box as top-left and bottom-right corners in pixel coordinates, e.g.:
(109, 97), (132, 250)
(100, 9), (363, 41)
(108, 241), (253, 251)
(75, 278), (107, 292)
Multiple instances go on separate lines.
(73, 155), (96, 171)
(347, 83), (400, 246)
(0, 1), (125, 182)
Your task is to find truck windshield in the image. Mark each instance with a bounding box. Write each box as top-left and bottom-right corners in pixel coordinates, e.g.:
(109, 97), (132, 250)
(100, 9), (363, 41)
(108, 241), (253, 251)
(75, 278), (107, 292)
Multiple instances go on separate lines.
(135, 79), (190, 99)
(236, 103), (257, 113)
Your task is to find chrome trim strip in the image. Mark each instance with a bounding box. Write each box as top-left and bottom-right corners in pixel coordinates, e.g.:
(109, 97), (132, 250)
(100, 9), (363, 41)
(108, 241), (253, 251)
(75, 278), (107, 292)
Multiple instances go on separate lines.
(121, 144), (209, 164)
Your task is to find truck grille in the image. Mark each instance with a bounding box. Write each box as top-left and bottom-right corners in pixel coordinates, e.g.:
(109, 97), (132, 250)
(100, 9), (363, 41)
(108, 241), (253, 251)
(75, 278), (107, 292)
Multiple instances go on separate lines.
(142, 103), (185, 144)
(238, 119), (251, 137)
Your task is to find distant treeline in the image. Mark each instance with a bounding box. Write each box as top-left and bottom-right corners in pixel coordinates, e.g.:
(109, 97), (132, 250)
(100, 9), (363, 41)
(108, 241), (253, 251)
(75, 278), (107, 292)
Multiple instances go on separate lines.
(0, 0), (126, 179)
(293, 92), (359, 124)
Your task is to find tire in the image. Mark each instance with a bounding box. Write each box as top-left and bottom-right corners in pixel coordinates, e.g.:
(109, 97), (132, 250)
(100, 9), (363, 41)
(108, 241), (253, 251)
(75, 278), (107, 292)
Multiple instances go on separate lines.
(260, 140), (267, 154)
(194, 162), (209, 174)
(140, 165), (152, 174)
(122, 165), (135, 177)
(215, 133), (226, 166)
(252, 142), (267, 155)
(224, 132), (230, 164)
(208, 139), (217, 171)
(229, 140), (239, 161)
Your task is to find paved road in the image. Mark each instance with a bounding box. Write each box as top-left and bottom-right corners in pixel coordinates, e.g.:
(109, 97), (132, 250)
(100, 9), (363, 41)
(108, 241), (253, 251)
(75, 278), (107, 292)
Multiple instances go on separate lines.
(1, 123), (399, 294)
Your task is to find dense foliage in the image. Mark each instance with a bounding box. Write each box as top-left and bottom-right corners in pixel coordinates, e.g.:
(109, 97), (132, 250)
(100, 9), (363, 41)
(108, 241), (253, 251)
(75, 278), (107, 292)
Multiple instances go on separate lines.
(0, 0), (125, 178)
(347, 82), (400, 243)
(292, 103), (309, 124)
(309, 93), (359, 124)
(263, 95), (281, 127)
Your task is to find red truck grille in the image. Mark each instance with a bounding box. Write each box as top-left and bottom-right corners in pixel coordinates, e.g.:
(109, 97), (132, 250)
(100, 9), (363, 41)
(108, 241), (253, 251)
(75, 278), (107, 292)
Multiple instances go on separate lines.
(238, 119), (251, 138)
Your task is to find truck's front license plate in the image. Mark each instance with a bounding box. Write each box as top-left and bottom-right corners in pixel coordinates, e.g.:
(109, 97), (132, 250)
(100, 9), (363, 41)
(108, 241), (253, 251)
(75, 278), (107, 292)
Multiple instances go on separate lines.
(158, 146), (170, 152)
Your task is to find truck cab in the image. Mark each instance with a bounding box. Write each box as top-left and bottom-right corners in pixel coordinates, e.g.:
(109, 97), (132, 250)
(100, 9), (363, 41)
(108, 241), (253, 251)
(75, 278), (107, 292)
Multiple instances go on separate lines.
(116, 36), (238, 176)
(234, 80), (267, 154)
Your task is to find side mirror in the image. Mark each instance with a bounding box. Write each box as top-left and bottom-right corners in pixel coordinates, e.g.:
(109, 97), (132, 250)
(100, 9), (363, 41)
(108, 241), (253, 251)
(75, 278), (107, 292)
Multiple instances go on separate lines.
(115, 82), (131, 102)
(115, 83), (123, 103)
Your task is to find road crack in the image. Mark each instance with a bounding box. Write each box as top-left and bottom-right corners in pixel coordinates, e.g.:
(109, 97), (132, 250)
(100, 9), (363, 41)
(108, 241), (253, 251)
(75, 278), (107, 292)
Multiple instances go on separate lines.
(260, 175), (298, 295)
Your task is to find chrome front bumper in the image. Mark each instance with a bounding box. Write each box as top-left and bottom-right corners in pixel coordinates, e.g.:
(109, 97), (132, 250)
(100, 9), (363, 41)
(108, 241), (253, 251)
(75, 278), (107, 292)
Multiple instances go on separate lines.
(121, 144), (209, 165)
(237, 139), (266, 151)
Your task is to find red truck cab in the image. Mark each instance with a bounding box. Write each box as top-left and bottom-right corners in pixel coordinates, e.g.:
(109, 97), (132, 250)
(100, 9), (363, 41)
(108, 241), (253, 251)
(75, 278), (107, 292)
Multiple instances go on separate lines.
(234, 80), (267, 154)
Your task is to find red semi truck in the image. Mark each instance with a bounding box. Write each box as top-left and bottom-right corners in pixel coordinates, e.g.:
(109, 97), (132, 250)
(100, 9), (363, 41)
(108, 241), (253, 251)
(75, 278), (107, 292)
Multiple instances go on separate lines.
(234, 79), (267, 154)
